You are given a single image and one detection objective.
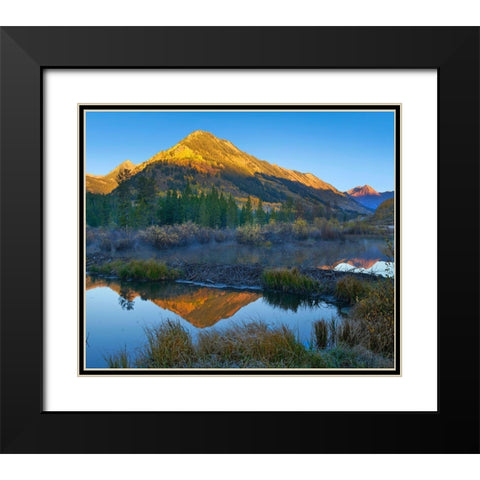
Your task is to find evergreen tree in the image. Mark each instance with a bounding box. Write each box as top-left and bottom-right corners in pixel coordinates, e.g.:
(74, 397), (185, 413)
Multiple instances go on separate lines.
(199, 192), (209, 226)
(240, 196), (254, 225)
(255, 198), (267, 225)
(136, 176), (156, 226)
(218, 192), (228, 228)
(226, 194), (239, 227)
(206, 186), (221, 228)
(116, 168), (132, 229)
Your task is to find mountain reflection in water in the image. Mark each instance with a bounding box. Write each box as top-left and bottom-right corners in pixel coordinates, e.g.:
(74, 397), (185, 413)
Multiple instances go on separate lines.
(85, 276), (344, 368)
(318, 257), (393, 277)
(86, 276), (261, 328)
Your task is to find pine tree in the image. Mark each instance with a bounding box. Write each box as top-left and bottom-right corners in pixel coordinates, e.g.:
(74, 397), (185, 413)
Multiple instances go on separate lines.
(226, 194), (239, 227)
(116, 168), (132, 229)
(255, 198), (267, 225)
(240, 196), (254, 225)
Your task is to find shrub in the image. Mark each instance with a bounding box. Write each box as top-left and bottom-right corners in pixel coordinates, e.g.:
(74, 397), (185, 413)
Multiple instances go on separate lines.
(214, 230), (225, 242)
(261, 267), (319, 295)
(292, 218), (309, 240)
(352, 277), (394, 357)
(342, 220), (378, 235)
(262, 222), (293, 243)
(139, 226), (180, 249)
(196, 227), (212, 244)
(114, 237), (134, 251)
(335, 276), (371, 304)
(86, 228), (96, 246)
(99, 234), (112, 252)
(313, 217), (342, 240)
(236, 224), (265, 245)
(138, 222), (214, 249)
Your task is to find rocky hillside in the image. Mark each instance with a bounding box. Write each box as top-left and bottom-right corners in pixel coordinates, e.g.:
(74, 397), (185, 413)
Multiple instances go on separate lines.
(87, 130), (369, 214)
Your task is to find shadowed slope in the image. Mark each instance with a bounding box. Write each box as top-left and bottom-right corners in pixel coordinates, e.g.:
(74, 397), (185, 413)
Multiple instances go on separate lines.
(87, 130), (370, 213)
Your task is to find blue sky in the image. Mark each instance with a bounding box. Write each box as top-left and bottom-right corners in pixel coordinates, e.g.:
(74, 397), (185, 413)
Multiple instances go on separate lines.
(85, 110), (395, 192)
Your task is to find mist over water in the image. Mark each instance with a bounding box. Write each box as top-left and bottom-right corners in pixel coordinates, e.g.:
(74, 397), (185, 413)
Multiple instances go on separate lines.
(88, 236), (390, 269)
(85, 237), (391, 368)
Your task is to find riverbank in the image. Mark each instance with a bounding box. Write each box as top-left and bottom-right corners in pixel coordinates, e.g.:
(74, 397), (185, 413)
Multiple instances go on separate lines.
(86, 253), (395, 367)
(106, 320), (392, 369)
(86, 252), (376, 295)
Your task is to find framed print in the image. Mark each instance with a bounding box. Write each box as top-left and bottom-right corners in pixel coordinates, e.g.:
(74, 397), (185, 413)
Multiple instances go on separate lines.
(79, 104), (400, 376)
(1, 27), (479, 453)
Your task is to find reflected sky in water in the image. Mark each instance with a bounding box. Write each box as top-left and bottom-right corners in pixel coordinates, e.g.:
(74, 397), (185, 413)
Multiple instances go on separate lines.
(85, 279), (342, 368)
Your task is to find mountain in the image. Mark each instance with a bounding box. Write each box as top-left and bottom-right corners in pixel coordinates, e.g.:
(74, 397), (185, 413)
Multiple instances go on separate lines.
(346, 185), (394, 210)
(373, 197), (394, 224)
(86, 160), (136, 194)
(87, 131), (370, 214)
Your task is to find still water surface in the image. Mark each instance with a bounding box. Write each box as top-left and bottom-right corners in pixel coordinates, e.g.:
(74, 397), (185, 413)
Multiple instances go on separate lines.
(86, 278), (343, 368)
(85, 237), (391, 368)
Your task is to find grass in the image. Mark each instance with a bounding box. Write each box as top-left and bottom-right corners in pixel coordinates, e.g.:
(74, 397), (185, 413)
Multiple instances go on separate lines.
(196, 321), (318, 368)
(107, 319), (392, 369)
(127, 320), (327, 368)
(319, 344), (391, 369)
(335, 276), (371, 304)
(89, 259), (179, 281)
(136, 320), (196, 368)
(332, 273), (395, 358)
(104, 346), (132, 368)
(313, 319), (328, 349)
(261, 267), (319, 295)
(351, 276), (394, 357)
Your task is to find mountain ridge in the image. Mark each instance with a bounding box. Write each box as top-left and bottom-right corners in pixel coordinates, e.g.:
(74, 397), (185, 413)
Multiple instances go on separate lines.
(86, 159), (136, 194)
(346, 184), (394, 210)
(86, 130), (370, 214)
(347, 185), (379, 197)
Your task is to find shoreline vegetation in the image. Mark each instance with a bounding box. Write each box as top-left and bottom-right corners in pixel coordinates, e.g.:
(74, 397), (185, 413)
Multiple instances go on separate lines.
(86, 193), (394, 370)
(105, 317), (393, 369)
(89, 255), (394, 369)
(87, 255), (379, 296)
(87, 218), (393, 253)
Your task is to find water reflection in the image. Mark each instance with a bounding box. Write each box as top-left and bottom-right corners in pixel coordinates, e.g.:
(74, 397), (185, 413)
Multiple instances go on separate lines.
(320, 258), (394, 277)
(318, 254), (394, 277)
(85, 276), (342, 368)
(107, 237), (391, 269)
(262, 290), (322, 312)
(87, 276), (261, 328)
(85, 236), (394, 368)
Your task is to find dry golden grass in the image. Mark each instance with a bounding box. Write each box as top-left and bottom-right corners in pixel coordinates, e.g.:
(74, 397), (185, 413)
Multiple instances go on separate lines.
(89, 259), (179, 281)
(136, 320), (196, 368)
(196, 321), (312, 368)
(106, 319), (392, 369)
(335, 276), (371, 304)
(261, 267), (319, 295)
